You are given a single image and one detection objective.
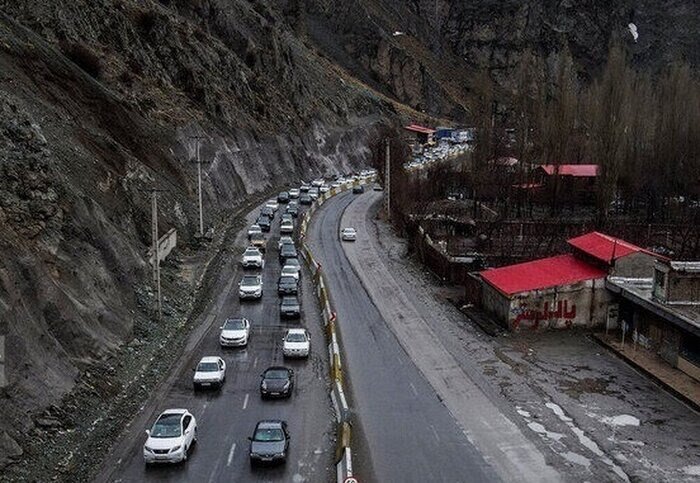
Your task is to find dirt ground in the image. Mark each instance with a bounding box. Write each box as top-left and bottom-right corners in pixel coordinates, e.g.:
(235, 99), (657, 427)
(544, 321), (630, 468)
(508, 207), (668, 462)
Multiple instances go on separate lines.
(367, 198), (700, 482)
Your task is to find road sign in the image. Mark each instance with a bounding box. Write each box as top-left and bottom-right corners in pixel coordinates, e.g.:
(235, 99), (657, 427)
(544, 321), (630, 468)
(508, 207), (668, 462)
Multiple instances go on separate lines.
(344, 478), (358, 483)
(330, 312), (337, 322)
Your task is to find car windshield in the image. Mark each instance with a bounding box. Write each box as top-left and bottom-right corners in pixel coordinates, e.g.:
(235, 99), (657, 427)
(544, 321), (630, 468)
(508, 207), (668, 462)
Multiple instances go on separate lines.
(265, 370), (289, 380)
(286, 259), (299, 266)
(286, 332), (307, 342)
(242, 276), (259, 286)
(282, 298), (298, 306)
(224, 319), (245, 330)
(280, 277), (296, 285)
(197, 362), (219, 372)
(244, 249), (259, 256)
(282, 267), (297, 275)
(254, 427), (284, 442)
(151, 414), (182, 438)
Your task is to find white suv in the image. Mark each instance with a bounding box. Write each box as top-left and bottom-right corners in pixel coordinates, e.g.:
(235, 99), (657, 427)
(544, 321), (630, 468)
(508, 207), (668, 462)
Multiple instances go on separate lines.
(241, 247), (264, 268)
(282, 328), (310, 358)
(143, 409), (197, 464)
(239, 274), (263, 299)
(280, 219), (294, 234)
(193, 356), (226, 390)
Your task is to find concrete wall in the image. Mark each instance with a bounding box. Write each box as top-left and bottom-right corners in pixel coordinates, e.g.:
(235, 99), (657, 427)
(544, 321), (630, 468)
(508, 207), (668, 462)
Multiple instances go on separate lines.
(612, 252), (657, 278)
(503, 278), (611, 331)
(481, 282), (511, 328)
(667, 270), (700, 303)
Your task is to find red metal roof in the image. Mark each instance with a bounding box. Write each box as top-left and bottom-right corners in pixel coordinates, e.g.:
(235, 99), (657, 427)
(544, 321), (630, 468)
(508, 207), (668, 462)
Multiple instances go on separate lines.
(404, 124), (436, 134)
(567, 231), (662, 264)
(540, 164), (599, 177)
(480, 254), (606, 296)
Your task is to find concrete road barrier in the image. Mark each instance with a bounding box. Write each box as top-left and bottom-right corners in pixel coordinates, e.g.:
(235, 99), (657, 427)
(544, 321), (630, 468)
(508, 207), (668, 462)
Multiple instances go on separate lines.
(298, 174), (375, 482)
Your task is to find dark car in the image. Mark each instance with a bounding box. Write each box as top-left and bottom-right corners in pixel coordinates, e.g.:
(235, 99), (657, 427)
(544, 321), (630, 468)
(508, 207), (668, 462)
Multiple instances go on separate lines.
(280, 296), (300, 318)
(277, 276), (298, 295)
(257, 216), (271, 232)
(248, 420), (290, 465)
(286, 204), (299, 217)
(260, 206), (274, 219)
(260, 367), (294, 399)
(352, 185), (365, 194)
(277, 191), (290, 203)
(279, 243), (298, 263)
(299, 193), (312, 205)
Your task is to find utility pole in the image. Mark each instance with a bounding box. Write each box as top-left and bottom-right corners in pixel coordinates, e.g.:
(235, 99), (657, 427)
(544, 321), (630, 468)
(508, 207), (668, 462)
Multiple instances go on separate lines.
(144, 187), (168, 320)
(385, 138), (391, 219)
(190, 135), (209, 237)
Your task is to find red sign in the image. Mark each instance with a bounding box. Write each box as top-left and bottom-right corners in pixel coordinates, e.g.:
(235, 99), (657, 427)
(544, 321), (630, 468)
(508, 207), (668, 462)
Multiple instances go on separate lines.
(344, 478), (358, 483)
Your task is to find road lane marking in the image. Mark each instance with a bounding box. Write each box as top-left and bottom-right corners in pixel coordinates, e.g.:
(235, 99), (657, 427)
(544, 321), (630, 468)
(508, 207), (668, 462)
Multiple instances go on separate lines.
(409, 382), (418, 396)
(243, 393), (249, 410)
(430, 424), (440, 442)
(227, 443), (237, 466)
(253, 356), (258, 367)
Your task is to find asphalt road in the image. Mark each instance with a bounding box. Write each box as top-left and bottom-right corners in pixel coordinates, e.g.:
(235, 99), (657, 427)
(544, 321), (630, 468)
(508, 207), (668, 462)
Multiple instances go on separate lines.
(106, 202), (334, 483)
(307, 191), (500, 483)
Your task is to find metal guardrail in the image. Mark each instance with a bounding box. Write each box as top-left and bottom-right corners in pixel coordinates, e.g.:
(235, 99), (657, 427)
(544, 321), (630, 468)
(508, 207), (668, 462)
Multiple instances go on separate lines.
(298, 176), (375, 482)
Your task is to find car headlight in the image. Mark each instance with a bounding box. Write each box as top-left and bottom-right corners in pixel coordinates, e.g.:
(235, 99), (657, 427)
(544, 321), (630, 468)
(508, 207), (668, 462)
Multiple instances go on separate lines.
(283, 381), (290, 389)
(275, 452), (285, 457)
(261, 381), (268, 390)
(170, 445), (181, 453)
(144, 446), (154, 453)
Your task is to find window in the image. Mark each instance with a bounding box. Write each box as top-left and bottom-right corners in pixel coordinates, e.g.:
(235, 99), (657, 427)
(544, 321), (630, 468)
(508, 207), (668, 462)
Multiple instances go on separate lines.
(182, 415), (192, 430)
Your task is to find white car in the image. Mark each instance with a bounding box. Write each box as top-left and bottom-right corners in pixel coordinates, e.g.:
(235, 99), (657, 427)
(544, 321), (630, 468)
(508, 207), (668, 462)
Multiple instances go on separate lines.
(247, 224), (262, 239)
(239, 274), (263, 299)
(241, 247), (264, 268)
(193, 356), (226, 389)
(281, 264), (300, 281)
(265, 199), (279, 212)
(280, 219), (294, 234)
(143, 409), (197, 464)
(308, 188), (319, 200)
(289, 188), (300, 198)
(283, 328), (310, 358)
(319, 184), (330, 193)
(341, 227), (357, 241)
(278, 236), (294, 250)
(311, 179), (324, 187)
(219, 317), (250, 347)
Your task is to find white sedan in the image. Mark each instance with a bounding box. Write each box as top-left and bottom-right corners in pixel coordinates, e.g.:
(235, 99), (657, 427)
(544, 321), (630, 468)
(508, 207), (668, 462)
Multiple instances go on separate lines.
(341, 227), (357, 241)
(247, 224), (262, 239)
(265, 199), (279, 212)
(143, 409), (197, 464)
(282, 328), (311, 358)
(281, 264), (300, 281)
(219, 317), (250, 347)
(193, 356), (226, 390)
(289, 188), (300, 198)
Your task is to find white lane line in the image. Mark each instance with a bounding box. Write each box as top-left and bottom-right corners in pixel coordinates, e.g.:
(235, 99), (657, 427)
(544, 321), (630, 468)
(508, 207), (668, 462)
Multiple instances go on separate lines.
(409, 382), (418, 396)
(242, 393), (249, 410)
(430, 424), (440, 442)
(226, 443), (237, 466)
(253, 356), (258, 368)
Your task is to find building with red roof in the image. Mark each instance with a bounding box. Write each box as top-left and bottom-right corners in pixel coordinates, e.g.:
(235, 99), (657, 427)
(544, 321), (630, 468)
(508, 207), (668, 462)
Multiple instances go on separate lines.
(476, 231), (663, 331)
(404, 124), (435, 144)
(540, 164), (599, 177)
(536, 164), (600, 205)
(567, 231), (667, 277)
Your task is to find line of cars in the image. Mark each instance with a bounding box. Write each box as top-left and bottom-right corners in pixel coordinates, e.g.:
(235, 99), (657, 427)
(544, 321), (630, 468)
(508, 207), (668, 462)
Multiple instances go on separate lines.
(142, 173), (372, 468)
(143, 189), (314, 468)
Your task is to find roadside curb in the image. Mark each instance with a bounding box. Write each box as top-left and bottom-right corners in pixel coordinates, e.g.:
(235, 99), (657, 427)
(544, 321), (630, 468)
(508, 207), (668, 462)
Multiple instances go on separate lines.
(591, 333), (700, 413)
(299, 176), (375, 482)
